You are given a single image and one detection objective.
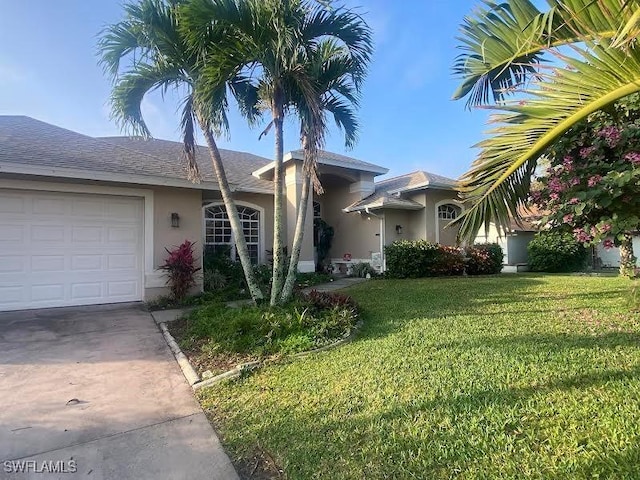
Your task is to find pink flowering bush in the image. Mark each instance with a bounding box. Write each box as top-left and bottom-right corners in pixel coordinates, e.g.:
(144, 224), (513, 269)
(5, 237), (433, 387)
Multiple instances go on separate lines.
(531, 95), (640, 260)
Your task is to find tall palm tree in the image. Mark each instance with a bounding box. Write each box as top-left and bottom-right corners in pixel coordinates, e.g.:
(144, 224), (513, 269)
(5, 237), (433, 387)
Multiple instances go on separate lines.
(279, 43), (365, 303)
(452, 0), (640, 242)
(98, 0), (265, 302)
(183, 0), (372, 305)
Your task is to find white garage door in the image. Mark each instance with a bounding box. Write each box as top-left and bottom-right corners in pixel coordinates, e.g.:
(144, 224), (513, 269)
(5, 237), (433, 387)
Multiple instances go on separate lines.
(0, 189), (144, 311)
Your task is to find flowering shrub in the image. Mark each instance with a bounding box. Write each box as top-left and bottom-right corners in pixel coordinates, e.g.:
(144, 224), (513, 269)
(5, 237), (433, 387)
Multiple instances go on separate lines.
(384, 240), (465, 278)
(160, 240), (201, 301)
(465, 243), (504, 275)
(531, 94), (640, 276)
(527, 231), (588, 272)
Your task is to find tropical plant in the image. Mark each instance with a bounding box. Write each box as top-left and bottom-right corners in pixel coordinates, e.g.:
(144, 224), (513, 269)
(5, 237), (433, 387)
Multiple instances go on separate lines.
(98, 0), (265, 302)
(531, 95), (640, 277)
(452, 0), (640, 243)
(280, 40), (371, 302)
(159, 240), (201, 300)
(182, 0), (371, 305)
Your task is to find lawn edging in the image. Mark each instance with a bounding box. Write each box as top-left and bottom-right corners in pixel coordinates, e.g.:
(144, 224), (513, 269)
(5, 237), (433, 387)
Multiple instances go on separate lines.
(153, 307), (363, 391)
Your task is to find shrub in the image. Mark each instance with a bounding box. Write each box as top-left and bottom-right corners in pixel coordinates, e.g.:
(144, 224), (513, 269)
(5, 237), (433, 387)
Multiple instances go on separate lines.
(350, 262), (377, 278)
(160, 240), (201, 301)
(384, 240), (465, 278)
(182, 291), (359, 358)
(527, 231), (588, 272)
(203, 269), (227, 291)
(300, 290), (358, 313)
(465, 243), (504, 275)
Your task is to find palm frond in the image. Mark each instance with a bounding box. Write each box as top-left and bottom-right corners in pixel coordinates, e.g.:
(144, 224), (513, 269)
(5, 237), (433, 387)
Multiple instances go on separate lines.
(457, 41), (640, 240)
(453, 0), (636, 108)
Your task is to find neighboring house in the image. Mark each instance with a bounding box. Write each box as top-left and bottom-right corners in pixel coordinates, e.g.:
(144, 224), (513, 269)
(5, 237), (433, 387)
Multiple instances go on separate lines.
(0, 116), (462, 311)
(474, 208), (541, 271)
(595, 236), (640, 268)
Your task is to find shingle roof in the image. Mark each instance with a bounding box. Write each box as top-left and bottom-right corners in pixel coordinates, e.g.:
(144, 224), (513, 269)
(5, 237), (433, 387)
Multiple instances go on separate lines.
(344, 170), (458, 212)
(101, 137), (273, 193)
(253, 149), (389, 178)
(0, 115), (274, 193)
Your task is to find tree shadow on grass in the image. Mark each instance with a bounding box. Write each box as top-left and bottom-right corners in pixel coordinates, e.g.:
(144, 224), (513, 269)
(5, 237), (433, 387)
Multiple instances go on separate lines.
(229, 362), (640, 479)
(347, 276), (633, 342)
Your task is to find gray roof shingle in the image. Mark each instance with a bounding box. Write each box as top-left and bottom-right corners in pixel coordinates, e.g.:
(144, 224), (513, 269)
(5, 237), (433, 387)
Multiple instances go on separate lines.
(0, 115), (274, 192)
(344, 170), (459, 212)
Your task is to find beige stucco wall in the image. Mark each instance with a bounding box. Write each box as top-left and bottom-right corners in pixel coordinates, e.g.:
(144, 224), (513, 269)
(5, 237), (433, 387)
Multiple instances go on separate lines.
(320, 188), (380, 262)
(147, 186), (204, 300)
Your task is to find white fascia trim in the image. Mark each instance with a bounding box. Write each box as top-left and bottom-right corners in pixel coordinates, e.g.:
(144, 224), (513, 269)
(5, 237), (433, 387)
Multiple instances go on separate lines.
(0, 178), (156, 295)
(252, 153), (388, 178)
(387, 183), (458, 195)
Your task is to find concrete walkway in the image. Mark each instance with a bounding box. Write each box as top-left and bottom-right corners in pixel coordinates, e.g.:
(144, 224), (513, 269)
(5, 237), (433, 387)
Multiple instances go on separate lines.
(0, 304), (238, 480)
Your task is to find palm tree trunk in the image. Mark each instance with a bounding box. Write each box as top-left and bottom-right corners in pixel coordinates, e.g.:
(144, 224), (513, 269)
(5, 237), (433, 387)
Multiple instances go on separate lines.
(280, 174), (311, 303)
(270, 111), (286, 306)
(619, 232), (637, 278)
(201, 126), (264, 302)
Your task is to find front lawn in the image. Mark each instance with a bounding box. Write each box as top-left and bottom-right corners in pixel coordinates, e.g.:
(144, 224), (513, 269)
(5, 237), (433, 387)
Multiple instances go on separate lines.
(199, 274), (640, 479)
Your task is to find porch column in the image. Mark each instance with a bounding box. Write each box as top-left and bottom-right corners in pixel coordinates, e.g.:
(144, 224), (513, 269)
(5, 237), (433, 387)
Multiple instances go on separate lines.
(285, 162), (315, 272)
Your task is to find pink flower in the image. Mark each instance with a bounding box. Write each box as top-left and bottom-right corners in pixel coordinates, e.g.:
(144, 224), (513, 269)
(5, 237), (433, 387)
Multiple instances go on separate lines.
(624, 152), (640, 165)
(569, 197), (580, 205)
(573, 228), (592, 243)
(579, 146), (596, 159)
(563, 156), (574, 168)
(599, 223), (612, 233)
(570, 177), (580, 187)
(563, 214), (574, 223)
(548, 178), (565, 193)
(587, 175), (603, 187)
(603, 239), (615, 250)
(597, 126), (621, 148)
(550, 192), (560, 201)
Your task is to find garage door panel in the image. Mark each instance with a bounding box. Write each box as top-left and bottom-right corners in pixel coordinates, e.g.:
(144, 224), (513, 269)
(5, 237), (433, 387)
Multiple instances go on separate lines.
(31, 225), (65, 242)
(0, 256), (25, 273)
(72, 226), (103, 243)
(0, 225), (25, 242)
(31, 255), (65, 272)
(0, 189), (143, 311)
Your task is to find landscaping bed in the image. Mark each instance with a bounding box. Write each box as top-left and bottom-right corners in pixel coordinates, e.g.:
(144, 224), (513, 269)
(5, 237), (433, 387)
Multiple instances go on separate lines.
(197, 274), (640, 479)
(168, 290), (360, 377)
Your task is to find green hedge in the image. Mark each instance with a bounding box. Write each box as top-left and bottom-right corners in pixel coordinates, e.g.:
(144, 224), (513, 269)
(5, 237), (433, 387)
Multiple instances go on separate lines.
(384, 240), (504, 278)
(527, 231), (588, 272)
(384, 240), (464, 278)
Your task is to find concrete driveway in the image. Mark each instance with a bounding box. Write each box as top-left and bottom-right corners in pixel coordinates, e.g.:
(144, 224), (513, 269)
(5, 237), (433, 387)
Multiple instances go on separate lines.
(0, 304), (238, 480)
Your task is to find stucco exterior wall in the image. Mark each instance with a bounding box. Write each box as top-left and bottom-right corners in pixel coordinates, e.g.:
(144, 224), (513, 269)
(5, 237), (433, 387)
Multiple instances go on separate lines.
(147, 186), (204, 300)
(424, 189), (463, 244)
(320, 188), (380, 262)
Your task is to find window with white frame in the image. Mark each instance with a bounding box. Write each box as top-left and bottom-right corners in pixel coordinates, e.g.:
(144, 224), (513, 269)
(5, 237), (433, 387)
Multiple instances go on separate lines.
(438, 204), (459, 220)
(204, 204), (260, 264)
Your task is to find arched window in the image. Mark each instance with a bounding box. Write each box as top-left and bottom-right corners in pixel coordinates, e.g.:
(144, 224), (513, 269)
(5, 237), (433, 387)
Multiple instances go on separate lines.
(204, 204), (260, 264)
(438, 204), (459, 220)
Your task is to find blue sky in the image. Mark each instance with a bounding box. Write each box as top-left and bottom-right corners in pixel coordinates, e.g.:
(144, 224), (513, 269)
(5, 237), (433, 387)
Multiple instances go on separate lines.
(0, 0), (491, 180)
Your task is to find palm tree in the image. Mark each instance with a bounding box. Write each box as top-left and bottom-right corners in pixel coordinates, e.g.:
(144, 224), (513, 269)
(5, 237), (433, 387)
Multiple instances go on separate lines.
(279, 44), (366, 303)
(183, 0), (372, 305)
(452, 0), (640, 244)
(98, 0), (265, 302)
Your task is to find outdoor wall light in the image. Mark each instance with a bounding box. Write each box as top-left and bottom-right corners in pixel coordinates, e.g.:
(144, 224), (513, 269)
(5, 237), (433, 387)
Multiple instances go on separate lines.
(395, 224), (403, 235)
(171, 212), (180, 228)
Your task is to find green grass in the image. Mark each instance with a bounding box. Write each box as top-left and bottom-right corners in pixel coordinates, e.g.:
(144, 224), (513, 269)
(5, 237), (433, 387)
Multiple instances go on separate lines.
(199, 274), (640, 479)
